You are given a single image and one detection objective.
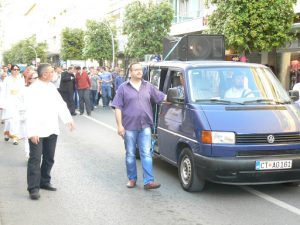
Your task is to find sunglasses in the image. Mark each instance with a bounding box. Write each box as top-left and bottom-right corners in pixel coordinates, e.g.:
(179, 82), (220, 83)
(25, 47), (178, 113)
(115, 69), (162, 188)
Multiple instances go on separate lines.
(12, 68), (20, 71)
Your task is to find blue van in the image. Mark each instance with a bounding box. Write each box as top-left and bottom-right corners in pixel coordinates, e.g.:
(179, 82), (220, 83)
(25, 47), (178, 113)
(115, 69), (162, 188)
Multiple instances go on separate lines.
(144, 60), (300, 192)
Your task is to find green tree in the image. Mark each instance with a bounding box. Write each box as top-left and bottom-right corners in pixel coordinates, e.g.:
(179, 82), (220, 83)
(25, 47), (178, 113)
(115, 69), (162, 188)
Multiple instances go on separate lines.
(205, 0), (297, 54)
(60, 28), (85, 60)
(3, 36), (47, 65)
(83, 19), (118, 65)
(123, 0), (173, 60)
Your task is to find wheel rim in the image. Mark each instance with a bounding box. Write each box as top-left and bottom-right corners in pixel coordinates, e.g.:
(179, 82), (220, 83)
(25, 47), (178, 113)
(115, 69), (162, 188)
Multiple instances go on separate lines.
(180, 155), (192, 186)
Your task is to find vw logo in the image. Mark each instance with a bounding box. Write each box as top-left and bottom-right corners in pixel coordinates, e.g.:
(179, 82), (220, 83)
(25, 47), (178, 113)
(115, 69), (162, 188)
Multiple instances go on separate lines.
(267, 135), (275, 144)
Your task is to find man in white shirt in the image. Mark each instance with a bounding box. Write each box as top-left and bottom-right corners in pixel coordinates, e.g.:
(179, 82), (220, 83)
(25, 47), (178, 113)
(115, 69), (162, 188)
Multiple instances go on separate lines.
(26, 63), (75, 200)
(224, 74), (254, 98)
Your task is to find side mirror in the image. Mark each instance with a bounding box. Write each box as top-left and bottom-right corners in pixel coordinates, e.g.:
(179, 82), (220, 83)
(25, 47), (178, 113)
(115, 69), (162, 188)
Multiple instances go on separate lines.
(167, 88), (184, 104)
(289, 90), (299, 101)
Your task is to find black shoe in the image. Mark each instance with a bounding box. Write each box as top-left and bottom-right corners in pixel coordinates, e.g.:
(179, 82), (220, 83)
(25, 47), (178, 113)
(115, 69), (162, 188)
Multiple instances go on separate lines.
(71, 113), (77, 116)
(29, 189), (40, 200)
(40, 184), (57, 191)
(80, 113), (83, 115)
(87, 113), (91, 116)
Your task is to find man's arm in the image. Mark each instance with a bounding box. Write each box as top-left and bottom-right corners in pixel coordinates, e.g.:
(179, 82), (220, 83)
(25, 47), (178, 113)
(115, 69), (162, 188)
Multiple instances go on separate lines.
(115, 108), (125, 138)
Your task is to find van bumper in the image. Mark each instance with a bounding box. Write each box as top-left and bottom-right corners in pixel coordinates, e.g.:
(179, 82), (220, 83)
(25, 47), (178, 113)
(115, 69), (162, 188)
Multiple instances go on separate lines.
(194, 153), (300, 185)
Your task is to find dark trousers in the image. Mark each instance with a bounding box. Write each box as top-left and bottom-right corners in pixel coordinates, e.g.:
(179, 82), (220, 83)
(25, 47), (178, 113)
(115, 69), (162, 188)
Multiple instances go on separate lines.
(61, 91), (75, 114)
(78, 89), (91, 114)
(27, 134), (58, 192)
(96, 91), (101, 105)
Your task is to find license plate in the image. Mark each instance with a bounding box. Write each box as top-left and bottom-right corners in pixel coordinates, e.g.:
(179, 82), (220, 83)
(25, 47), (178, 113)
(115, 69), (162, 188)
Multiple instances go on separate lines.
(255, 160), (292, 170)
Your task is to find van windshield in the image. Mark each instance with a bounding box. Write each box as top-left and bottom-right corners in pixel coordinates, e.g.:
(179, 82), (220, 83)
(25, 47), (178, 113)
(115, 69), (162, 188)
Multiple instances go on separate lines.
(187, 66), (291, 105)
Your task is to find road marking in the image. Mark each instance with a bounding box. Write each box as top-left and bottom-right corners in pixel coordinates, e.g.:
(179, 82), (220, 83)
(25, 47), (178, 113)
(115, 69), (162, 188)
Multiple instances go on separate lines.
(241, 186), (300, 216)
(82, 115), (117, 132)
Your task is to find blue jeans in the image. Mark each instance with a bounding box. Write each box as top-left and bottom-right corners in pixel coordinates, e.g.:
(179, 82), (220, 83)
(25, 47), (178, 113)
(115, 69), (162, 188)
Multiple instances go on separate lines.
(124, 127), (153, 185)
(101, 85), (111, 107)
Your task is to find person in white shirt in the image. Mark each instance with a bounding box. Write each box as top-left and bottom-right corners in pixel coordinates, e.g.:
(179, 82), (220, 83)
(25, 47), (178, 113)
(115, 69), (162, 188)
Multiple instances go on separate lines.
(0, 65), (25, 145)
(26, 63), (75, 200)
(51, 66), (62, 90)
(224, 74), (254, 98)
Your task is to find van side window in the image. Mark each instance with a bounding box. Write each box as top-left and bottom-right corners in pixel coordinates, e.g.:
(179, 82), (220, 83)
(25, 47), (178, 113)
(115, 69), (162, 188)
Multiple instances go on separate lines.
(149, 69), (161, 88)
(149, 68), (167, 91)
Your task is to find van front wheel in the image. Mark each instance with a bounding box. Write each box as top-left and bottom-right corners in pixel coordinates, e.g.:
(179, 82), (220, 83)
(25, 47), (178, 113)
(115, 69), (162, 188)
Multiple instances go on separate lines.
(178, 148), (205, 192)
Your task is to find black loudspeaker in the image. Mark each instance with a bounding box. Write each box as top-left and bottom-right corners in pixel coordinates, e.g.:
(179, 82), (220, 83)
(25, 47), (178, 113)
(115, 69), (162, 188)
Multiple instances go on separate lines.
(163, 35), (225, 61)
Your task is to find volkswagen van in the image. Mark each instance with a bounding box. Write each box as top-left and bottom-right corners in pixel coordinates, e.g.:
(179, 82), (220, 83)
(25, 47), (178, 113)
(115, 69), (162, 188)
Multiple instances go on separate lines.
(144, 60), (300, 192)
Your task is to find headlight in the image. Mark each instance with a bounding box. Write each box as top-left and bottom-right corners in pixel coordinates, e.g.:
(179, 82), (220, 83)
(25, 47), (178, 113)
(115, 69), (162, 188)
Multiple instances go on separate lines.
(202, 131), (235, 144)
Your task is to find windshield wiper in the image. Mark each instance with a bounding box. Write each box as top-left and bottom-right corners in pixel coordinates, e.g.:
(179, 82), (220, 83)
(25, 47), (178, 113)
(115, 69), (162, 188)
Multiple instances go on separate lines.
(195, 99), (244, 105)
(242, 99), (291, 105)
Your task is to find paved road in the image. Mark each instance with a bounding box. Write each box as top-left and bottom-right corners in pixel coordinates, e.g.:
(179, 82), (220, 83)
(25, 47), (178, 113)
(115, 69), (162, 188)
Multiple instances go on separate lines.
(0, 107), (300, 225)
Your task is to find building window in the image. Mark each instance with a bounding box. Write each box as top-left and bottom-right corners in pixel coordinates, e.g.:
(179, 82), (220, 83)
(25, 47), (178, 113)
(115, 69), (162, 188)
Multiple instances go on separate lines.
(172, 0), (204, 23)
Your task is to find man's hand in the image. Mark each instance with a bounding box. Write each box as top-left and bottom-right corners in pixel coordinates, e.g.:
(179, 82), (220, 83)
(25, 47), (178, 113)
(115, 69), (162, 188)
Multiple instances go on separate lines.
(66, 121), (75, 131)
(30, 136), (39, 145)
(117, 125), (125, 139)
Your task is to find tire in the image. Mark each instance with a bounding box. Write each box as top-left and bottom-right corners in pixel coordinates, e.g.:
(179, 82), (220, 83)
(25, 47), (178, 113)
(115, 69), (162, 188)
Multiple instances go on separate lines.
(178, 148), (205, 192)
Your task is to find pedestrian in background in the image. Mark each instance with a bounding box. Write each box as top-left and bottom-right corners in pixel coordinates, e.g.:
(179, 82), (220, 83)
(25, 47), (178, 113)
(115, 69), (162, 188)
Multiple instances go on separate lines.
(60, 66), (76, 116)
(0, 70), (8, 124)
(0, 65), (25, 145)
(111, 66), (120, 99)
(99, 66), (113, 108)
(112, 62), (165, 190)
(114, 68), (125, 93)
(52, 66), (62, 91)
(75, 66), (92, 115)
(89, 67), (100, 110)
(26, 63), (75, 200)
(96, 67), (103, 106)
(1, 65), (9, 77)
(21, 70), (38, 158)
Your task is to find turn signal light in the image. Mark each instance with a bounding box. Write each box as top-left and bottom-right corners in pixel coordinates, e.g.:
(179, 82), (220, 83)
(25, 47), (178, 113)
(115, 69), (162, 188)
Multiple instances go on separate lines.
(202, 131), (212, 144)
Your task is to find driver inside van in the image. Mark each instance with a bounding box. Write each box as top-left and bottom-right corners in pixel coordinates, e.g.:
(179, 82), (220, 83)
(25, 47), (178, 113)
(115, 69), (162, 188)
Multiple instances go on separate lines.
(224, 73), (254, 98)
(176, 72), (185, 98)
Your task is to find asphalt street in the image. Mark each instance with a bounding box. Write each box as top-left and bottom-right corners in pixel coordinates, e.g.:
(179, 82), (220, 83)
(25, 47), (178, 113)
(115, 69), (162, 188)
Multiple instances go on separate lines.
(0, 106), (300, 225)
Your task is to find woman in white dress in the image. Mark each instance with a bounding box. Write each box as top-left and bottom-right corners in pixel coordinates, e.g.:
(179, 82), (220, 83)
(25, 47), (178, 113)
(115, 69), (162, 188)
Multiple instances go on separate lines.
(0, 65), (25, 145)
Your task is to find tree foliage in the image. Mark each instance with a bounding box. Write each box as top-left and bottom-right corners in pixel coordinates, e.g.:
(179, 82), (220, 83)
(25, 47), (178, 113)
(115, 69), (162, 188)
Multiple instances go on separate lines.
(3, 36), (47, 65)
(205, 0), (297, 54)
(83, 20), (118, 65)
(60, 28), (85, 60)
(123, 0), (173, 59)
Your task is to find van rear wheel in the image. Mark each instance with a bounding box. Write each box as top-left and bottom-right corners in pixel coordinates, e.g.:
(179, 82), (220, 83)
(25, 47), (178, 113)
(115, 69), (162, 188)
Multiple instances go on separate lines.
(178, 148), (205, 192)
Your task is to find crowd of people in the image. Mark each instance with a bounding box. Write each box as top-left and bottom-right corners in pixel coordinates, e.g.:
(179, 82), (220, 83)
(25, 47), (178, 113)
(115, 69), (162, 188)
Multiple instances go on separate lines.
(0, 64), (125, 147)
(0, 62), (164, 200)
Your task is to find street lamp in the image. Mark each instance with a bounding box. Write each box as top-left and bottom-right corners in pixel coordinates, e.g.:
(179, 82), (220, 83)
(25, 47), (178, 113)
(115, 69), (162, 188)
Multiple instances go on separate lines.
(28, 46), (37, 67)
(102, 21), (115, 68)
